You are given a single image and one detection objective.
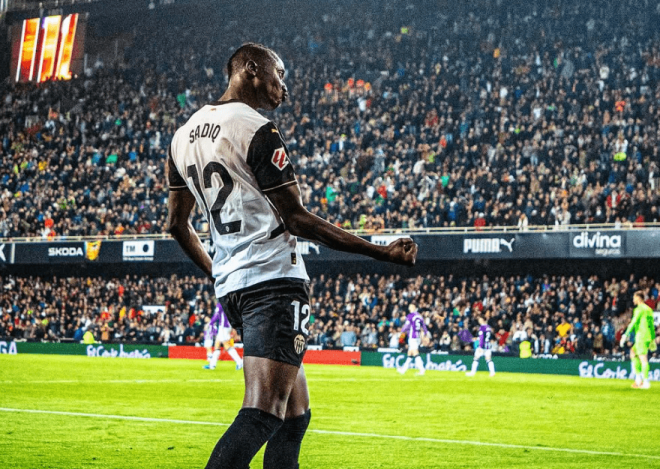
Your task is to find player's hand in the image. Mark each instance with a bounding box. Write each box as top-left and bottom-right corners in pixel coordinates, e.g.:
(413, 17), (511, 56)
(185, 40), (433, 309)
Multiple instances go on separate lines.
(650, 340), (658, 352)
(384, 238), (418, 266)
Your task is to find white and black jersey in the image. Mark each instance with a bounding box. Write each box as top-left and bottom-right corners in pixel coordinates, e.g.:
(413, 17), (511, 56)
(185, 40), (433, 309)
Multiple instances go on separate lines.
(168, 100), (309, 298)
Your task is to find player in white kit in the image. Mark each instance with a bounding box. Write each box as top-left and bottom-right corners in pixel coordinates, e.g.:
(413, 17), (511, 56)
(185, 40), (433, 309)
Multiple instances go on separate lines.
(167, 43), (418, 469)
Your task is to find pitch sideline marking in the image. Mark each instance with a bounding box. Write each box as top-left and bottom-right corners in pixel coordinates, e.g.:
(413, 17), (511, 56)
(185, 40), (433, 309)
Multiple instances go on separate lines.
(0, 407), (658, 460)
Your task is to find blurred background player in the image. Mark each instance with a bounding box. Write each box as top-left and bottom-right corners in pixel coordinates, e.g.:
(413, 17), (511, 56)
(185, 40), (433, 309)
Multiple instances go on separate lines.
(467, 316), (496, 377)
(620, 291), (657, 389)
(398, 304), (429, 375)
(203, 314), (218, 367)
(204, 303), (244, 371)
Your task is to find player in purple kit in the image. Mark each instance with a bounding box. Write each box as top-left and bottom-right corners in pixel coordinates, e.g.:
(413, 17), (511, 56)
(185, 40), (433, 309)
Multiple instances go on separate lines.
(397, 304), (430, 375)
(466, 316), (496, 377)
(203, 312), (220, 364)
(204, 303), (244, 370)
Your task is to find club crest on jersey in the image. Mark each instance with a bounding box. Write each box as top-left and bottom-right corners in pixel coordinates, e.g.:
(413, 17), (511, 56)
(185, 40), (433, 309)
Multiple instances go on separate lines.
(271, 147), (289, 170)
(294, 334), (306, 355)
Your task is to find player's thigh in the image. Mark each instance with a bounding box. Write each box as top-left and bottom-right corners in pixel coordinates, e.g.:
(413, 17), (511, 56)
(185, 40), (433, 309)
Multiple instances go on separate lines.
(243, 356), (300, 418)
(285, 365), (310, 419)
(408, 338), (420, 356)
(217, 327), (232, 344)
(484, 349), (492, 361)
(474, 347), (484, 360)
(633, 341), (649, 357)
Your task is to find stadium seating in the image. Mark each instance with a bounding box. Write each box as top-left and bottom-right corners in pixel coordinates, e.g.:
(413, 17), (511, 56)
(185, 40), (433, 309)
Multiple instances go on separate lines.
(2, 0), (660, 238)
(1, 0), (659, 352)
(0, 272), (653, 356)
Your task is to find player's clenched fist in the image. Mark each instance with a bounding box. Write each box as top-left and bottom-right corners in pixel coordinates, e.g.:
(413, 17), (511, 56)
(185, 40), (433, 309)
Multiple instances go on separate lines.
(385, 238), (418, 266)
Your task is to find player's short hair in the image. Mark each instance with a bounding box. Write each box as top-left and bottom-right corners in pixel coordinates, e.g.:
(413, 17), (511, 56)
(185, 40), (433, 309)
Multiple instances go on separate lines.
(634, 290), (645, 300)
(227, 43), (276, 78)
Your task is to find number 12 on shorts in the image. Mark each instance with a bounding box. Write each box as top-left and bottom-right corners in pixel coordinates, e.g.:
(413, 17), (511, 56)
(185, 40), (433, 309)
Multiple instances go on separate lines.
(292, 300), (310, 334)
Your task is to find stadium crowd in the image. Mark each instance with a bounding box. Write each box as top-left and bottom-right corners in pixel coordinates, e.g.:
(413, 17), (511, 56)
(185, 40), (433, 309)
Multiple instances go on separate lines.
(2, 0), (660, 238)
(1, 272), (659, 358)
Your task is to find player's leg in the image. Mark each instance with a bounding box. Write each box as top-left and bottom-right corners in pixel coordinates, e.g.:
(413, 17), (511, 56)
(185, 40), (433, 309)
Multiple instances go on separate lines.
(414, 351), (425, 375)
(223, 338), (244, 370)
(406, 339), (424, 375)
(209, 337), (222, 370)
(467, 348), (482, 376)
(398, 352), (413, 374)
(203, 335), (214, 369)
(486, 350), (495, 376)
(264, 365), (311, 469)
(203, 346), (213, 369)
(205, 357), (298, 469)
(205, 279), (310, 469)
(630, 347), (642, 387)
(640, 354), (651, 388)
(636, 341), (651, 389)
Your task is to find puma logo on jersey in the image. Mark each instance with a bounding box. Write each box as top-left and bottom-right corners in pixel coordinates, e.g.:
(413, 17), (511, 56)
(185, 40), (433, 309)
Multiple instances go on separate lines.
(271, 147), (289, 170)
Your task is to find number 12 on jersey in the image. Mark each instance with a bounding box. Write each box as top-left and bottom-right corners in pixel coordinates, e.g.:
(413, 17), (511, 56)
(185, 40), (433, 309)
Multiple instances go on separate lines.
(292, 300), (310, 334)
(186, 162), (242, 235)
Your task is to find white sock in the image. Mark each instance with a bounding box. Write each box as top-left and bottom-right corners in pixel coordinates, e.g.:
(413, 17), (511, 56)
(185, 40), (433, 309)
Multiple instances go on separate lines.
(631, 363), (636, 379)
(488, 360), (495, 374)
(399, 357), (411, 374)
(207, 351), (213, 362)
(470, 360), (479, 374)
(210, 349), (221, 369)
(227, 347), (242, 366)
(415, 356), (425, 374)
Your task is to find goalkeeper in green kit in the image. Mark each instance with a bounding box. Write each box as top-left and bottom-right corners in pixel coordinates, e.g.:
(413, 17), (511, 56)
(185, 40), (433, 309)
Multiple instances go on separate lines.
(620, 291), (658, 389)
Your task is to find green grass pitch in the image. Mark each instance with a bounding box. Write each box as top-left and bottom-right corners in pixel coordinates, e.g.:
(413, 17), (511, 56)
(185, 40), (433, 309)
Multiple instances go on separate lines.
(0, 354), (658, 468)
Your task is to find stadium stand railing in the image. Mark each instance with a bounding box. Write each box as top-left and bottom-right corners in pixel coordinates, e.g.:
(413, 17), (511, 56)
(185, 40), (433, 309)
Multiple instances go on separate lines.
(2, 222), (659, 243)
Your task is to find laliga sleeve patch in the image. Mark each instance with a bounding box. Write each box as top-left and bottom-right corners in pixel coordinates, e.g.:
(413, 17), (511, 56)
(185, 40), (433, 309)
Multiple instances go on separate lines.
(247, 122), (297, 191)
(271, 147), (289, 170)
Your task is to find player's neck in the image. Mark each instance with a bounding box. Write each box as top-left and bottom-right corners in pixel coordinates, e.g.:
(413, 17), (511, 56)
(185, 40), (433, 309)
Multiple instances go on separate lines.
(217, 84), (259, 110)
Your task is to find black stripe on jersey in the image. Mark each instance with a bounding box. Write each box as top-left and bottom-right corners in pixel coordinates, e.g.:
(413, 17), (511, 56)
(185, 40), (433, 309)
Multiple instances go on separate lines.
(246, 122), (297, 192)
(167, 145), (187, 190)
(268, 223), (286, 239)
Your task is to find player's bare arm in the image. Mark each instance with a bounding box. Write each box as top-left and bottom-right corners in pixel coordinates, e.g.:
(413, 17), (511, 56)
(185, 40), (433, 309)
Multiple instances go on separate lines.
(167, 181), (213, 280)
(266, 183), (418, 266)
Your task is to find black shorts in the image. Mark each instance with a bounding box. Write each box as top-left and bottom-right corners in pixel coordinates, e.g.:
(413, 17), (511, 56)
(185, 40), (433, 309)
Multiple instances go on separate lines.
(218, 278), (311, 367)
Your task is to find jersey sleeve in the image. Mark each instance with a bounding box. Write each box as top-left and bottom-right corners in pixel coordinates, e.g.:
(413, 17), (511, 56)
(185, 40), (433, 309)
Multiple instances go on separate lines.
(246, 122), (297, 192)
(167, 146), (188, 191)
(625, 308), (641, 336)
(647, 310), (657, 341)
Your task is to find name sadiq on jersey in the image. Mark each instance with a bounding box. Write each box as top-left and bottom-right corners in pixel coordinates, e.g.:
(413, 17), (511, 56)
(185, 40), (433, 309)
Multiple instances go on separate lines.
(190, 123), (222, 143)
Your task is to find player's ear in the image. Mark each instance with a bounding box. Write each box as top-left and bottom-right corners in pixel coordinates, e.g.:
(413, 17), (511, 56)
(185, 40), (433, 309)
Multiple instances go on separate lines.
(245, 60), (258, 78)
